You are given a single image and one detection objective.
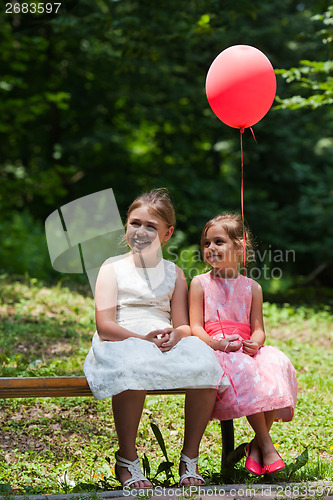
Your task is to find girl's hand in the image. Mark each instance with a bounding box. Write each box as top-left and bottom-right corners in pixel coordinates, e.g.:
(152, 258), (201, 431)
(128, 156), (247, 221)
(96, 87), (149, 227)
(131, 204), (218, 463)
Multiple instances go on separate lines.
(145, 329), (170, 348)
(214, 335), (242, 352)
(159, 328), (183, 352)
(242, 339), (260, 356)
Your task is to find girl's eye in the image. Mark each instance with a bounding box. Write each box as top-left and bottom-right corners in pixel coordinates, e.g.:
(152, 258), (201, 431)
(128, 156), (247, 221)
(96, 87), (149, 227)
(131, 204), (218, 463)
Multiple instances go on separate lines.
(204, 241), (210, 247)
(147, 225), (156, 230)
(131, 222), (140, 227)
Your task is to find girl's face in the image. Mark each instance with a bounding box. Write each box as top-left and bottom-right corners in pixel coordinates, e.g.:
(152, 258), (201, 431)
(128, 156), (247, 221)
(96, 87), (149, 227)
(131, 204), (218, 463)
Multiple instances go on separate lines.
(203, 224), (241, 274)
(126, 206), (173, 255)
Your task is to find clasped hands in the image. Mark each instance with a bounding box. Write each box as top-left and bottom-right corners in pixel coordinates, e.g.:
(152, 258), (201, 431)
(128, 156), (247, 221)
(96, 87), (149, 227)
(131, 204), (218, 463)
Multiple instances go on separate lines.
(214, 335), (260, 357)
(145, 328), (182, 352)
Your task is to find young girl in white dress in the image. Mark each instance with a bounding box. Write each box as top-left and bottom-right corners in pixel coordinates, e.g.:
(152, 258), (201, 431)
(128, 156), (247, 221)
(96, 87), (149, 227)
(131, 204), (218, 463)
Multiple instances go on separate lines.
(84, 189), (228, 489)
(189, 213), (297, 476)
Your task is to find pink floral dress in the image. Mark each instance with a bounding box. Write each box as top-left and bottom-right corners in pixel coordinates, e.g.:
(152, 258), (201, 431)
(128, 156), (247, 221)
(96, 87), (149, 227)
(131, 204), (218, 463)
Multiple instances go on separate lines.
(194, 272), (298, 422)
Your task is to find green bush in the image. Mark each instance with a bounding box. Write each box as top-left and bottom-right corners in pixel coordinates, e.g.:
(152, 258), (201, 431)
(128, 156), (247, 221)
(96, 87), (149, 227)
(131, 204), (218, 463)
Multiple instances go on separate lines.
(0, 211), (53, 280)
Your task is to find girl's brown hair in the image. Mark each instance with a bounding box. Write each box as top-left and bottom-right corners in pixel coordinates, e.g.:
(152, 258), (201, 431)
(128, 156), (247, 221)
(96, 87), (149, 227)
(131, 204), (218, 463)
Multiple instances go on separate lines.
(201, 213), (254, 264)
(127, 188), (176, 228)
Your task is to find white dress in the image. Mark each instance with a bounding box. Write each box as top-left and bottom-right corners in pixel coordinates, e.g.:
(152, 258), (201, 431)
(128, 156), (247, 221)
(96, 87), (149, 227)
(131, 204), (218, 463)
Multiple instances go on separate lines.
(84, 256), (227, 400)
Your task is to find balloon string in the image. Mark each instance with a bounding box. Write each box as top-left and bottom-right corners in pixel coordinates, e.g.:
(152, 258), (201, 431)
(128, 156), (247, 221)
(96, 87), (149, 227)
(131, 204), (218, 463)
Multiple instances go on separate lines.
(239, 127), (257, 273)
(249, 126), (257, 143)
(240, 128), (246, 273)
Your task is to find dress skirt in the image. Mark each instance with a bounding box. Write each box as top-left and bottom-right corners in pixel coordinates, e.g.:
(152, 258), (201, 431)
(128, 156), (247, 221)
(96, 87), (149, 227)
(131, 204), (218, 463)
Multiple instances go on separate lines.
(211, 345), (297, 422)
(84, 333), (228, 400)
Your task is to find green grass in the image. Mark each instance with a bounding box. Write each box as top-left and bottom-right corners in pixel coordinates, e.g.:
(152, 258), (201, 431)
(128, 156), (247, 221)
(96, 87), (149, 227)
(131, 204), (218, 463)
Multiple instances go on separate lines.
(0, 276), (332, 495)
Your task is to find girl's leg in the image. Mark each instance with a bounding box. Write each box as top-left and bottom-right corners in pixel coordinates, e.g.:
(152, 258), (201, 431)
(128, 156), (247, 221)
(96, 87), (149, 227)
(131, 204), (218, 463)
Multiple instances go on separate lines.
(246, 412), (281, 466)
(264, 409), (278, 432)
(180, 388), (216, 486)
(248, 409), (278, 460)
(112, 390), (151, 488)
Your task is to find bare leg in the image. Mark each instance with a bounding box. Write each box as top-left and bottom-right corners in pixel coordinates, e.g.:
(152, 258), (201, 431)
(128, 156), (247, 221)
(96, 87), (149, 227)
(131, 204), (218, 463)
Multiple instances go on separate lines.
(112, 390), (151, 488)
(264, 409), (278, 432)
(180, 388), (216, 486)
(246, 412), (280, 466)
(248, 409), (278, 464)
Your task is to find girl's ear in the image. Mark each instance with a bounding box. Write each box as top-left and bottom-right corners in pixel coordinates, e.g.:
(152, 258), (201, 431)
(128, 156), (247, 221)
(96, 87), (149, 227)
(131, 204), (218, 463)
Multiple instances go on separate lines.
(163, 226), (174, 242)
(235, 240), (244, 254)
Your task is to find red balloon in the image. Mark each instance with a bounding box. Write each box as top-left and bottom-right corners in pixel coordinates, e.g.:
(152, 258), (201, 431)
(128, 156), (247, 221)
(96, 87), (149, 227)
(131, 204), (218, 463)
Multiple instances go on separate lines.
(206, 45), (276, 129)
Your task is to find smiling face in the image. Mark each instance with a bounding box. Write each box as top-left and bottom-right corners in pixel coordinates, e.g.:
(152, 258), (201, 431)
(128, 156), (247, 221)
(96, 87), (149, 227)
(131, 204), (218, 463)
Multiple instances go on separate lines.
(126, 205), (174, 256)
(203, 224), (241, 277)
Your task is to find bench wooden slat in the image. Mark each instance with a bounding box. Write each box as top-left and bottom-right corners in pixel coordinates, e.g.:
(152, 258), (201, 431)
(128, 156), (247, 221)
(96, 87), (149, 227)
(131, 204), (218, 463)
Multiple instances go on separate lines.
(0, 376), (189, 399)
(0, 376), (236, 469)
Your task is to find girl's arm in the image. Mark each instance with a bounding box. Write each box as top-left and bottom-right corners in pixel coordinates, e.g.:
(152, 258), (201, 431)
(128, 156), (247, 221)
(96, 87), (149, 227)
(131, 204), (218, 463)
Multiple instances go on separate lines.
(189, 277), (241, 352)
(169, 266), (192, 336)
(95, 260), (153, 342)
(160, 266), (191, 351)
(242, 280), (266, 356)
(96, 307), (145, 341)
(189, 277), (212, 343)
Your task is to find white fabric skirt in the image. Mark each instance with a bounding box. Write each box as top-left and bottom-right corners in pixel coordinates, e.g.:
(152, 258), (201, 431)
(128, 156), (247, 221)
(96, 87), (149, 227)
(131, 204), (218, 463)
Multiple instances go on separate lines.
(84, 333), (228, 400)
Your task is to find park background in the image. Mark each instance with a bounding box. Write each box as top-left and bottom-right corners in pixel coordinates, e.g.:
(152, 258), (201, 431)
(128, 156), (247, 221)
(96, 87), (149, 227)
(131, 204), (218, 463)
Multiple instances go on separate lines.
(1, 0), (333, 290)
(0, 0), (332, 495)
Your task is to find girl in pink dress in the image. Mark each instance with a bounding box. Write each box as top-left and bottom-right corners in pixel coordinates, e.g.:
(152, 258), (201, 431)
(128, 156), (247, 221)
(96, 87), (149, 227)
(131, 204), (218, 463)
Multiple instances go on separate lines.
(189, 213), (297, 476)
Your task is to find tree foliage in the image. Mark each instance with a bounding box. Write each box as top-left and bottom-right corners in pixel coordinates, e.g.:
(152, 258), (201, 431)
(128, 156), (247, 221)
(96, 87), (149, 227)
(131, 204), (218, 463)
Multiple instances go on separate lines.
(0, 0), (332, 281)
(276, 6), (333, 109)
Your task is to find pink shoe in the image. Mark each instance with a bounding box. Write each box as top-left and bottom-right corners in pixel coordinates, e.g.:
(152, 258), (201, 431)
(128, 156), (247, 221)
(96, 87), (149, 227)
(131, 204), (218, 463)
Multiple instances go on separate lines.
(262, 454), (285, 475)
(245, 442), (262, 476)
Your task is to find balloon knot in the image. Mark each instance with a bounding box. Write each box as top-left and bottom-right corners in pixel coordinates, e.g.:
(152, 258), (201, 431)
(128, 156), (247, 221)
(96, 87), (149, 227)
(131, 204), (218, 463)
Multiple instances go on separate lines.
(240, 128), (245, 134)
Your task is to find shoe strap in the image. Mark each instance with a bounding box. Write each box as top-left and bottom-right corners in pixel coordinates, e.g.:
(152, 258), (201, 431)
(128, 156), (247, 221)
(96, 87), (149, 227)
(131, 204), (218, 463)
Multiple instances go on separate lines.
(116, 453), (148, 488)
(180, 452), (204, 484)
(180, 452), (199, 465)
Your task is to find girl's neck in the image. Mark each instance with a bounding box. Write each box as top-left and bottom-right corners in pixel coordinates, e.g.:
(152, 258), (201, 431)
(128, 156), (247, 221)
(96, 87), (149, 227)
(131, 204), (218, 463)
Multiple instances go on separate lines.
(131, 251), (162, 268)
(211, 267), (239, 279)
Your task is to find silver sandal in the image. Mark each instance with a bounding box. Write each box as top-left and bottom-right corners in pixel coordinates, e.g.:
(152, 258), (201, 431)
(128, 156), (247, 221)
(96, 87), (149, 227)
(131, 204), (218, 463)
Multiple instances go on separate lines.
(115, 452), (151, 489)
(179, 452), (205, 486)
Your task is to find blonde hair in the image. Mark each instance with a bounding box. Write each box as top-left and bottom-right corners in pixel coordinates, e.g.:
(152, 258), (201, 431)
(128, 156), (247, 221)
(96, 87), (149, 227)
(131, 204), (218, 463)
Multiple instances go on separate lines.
(201, 213), (253, 264)
(127, 188), (176, 228)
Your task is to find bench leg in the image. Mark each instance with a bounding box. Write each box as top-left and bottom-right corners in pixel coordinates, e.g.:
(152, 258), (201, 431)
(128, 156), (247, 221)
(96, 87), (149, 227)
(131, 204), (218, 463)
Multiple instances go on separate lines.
(220, 419), (234, 469)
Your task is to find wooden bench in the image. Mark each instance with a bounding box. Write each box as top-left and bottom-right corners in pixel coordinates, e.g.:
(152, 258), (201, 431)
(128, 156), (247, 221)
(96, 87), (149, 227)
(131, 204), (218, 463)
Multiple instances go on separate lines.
(0, 376), (238, 470)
